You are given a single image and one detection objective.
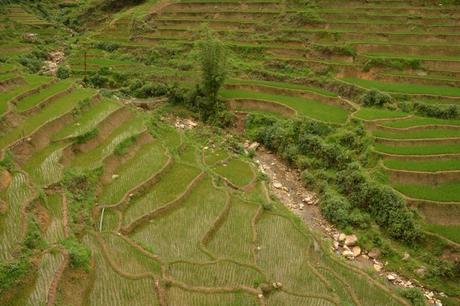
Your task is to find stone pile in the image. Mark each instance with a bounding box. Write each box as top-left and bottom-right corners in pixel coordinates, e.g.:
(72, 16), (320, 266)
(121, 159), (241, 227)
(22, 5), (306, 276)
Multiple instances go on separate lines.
(41, 50), (65, 76)
(320, 221), (444, 306)
(174, 118), (197, 130)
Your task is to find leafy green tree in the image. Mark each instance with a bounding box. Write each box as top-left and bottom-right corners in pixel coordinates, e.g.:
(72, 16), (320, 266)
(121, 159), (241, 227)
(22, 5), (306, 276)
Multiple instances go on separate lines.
(196, 29), (227, 119)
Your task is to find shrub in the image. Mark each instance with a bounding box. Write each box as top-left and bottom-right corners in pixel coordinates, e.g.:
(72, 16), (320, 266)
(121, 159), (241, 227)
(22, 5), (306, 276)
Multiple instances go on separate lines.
(61, 237), (91, 271)
(0, 151), (15, 172)
(313, 44), (356, 57)
(57, 66), (71, 79)
(412, 102), (459, 119)
(0, 255), (30, 295)
(94, 41), (120, 52)
(301, 170), (315, 187)
(18, 55), (43, 73)
(400, 288), (426, 306)
(114, 135), (138, 156)
(283, 10), (323, 25)
(74, 128), (98, 144)
(360, 89), (392, 107)
(363, 58), (421, 72)
(336, 166), (421, 243)
(23, 217), (45, 250)
(320, 192), (352, 228)
(133, 83), (169, 99)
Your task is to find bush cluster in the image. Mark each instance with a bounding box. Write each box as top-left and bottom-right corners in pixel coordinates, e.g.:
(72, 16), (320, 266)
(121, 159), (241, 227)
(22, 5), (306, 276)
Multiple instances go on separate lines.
(84, 67), (128, 89)
(94, 41), (120, 52)
(360, 89), (392, 107)
(363, 58), (421, 72)
(74, 128), (99, 144)
(313, 44), (356, 57)
(245, 114), (420, 243)
(61, 237), (91, 271)
(0, 255), (30, 295)
(336, 165), (421, 243)
(412, 102), (459, 119)
(57, 66), (71, 79)
(18, 48), (48, 73)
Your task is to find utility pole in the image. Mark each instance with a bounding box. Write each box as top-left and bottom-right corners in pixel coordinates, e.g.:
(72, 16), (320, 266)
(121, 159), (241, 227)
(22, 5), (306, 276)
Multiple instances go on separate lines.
(84, 50), (87, 79)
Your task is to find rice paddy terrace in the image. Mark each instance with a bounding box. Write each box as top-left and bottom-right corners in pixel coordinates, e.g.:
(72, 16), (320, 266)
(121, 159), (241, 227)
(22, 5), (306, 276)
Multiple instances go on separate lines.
(107, 0), (459, 245)
(1, 0), (460, 305)
(0, 71), (412, 305)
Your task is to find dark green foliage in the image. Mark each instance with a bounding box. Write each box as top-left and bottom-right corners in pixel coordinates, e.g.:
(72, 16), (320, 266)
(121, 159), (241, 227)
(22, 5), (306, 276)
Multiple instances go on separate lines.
(246, 114), (419, 243)
(282, 10), (323, 25)
(61, 237), (91, 271)
(412, 102), (459, 119)
(0, 255), (31, 295)
(336, 166), (421, 243)
(62, 168), (101, 233)
(23, 216), (45, 250)
(73, 97), (92, 117)
(84, 67), (130, 89)
(74, 128), (98, 144)
(400, 288), (427, 306)
(0, 151), (15, 172)
(18, 48), (48, 73)
(114, 134), (138, 156)
(320, 191), (352, 228)
(94, 41), (120, 52)
(313, 44), (356, 57)
(360, 89), (392, 107)
(57, 66), (71, 79)
(363, 58), (421, 72)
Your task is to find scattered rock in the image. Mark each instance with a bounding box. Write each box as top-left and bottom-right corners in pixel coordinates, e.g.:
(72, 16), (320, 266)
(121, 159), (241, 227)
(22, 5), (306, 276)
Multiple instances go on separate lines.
(373, 263), (383, 272)
(344, 234), (358, 247)
(23, 33), (38, 42)
(273, 182), (282, 189)
(352, 246), (361, 257)
(272, 282), (282, 289)
(248, 142), (260, 151)
(332, 241), (339, 250)
(111, 174), (119, 180)
(338, 233), (346, 242)
(368, 248), (381, 259)
(387, 274), (396, 281)
(342, 249), (354, 259)
(402, 252), (410, 261)
(175, 118), (198, 130)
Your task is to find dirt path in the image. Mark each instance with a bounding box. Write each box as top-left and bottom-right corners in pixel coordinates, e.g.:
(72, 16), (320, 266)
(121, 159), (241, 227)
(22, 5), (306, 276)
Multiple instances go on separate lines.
(254, 147), (322, 227)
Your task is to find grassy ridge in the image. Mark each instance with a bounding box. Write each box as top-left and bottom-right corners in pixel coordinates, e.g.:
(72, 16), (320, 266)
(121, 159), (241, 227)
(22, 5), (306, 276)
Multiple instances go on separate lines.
(342, 77), (460, 97)
(393, 181), (460, 202)
(384, 158), (460, 171)
(374, 128), (460, 139)
(220, 89), (349, 123)
(375, 142), (460, 155)
(354, 107), (408, 120)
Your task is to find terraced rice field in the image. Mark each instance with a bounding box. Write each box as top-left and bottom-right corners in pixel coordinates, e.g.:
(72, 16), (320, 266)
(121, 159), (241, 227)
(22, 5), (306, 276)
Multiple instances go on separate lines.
(2, 0), (460, 304)
(0, 67), (409, 305)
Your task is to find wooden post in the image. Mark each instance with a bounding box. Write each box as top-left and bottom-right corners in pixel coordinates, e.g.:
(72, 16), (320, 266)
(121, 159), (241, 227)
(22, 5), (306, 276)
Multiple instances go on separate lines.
(84, 50), (87, 78)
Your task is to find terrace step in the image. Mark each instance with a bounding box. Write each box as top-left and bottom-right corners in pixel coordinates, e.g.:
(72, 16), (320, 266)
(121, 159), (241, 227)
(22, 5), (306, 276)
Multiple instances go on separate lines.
(385, 167), (460, 185)
(162, 1), (283, 11)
